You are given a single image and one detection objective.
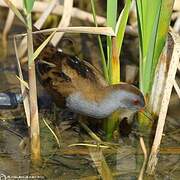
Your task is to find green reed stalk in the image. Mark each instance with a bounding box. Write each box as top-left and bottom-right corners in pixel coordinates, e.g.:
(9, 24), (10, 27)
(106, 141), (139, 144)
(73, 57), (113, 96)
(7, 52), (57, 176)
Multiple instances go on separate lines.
(91, 0), (132, 139)
(90, 0), (109, 82)
(136, 0), (174, 131)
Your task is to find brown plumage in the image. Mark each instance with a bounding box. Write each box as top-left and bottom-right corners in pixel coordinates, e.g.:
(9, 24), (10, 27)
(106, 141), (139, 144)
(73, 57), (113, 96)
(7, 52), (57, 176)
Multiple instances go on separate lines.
(34, 30), (145, 118)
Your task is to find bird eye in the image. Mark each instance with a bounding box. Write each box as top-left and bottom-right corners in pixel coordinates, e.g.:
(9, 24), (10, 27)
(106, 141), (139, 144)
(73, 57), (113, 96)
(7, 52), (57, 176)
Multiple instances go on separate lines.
(132, 99), (140, 105)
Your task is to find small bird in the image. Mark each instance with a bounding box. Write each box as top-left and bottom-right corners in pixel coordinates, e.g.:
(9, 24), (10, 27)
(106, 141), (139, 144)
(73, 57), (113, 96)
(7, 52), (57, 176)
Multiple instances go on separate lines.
(33, 31), (145, 119)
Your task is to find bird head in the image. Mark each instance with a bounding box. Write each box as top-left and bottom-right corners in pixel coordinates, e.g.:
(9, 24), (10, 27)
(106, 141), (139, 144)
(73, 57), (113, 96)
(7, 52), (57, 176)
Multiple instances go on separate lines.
(107, 83), (145, 112)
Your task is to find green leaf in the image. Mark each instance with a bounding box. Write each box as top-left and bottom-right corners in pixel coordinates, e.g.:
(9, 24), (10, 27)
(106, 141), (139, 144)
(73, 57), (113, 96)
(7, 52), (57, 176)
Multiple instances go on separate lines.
(107, 0), (117, 31)
(90, 0), (109, 82)
(152, 0), (175, 77)
(136, 0), (174, 95)
(143, 7), (162, 93)
(23, 0), (35, 14)
(115, 0), (132, 56)
(106, 0), (117, 82)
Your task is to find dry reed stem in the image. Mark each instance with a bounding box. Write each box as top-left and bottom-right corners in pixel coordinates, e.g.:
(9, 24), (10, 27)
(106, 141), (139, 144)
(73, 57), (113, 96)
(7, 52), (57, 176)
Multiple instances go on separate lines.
(34, 0), (58, 29)
(15, 26), (115, 38)
(78, 120), (102, 142)
(29, 67), (40, 161)
(2, 9), (14, 53)
(28, 53), (41, 161)
(149, 36), (173, 115)
(178, 62), (180, 71)
(89, 147), (113, 180)
(26, 12), (41, 160)
(174, 0), (180, 11)
(42, 118), (61, 148)
(173, 16), (180, 33)
(171, 12), (180, 21)
(60, 146), (180, 156)
(16, 75), (29, 89)
(17, 0), (58, 59)
(0, 0), (106, 25)
(51, 0), (73, 46)
(13, 37), (30, 127)
(146, 32), (180, 175)
(34, 26), (115, 36)
(78, 119), (112, 179)
(138, 137), (147, 180)
(174, 80), (180, 98)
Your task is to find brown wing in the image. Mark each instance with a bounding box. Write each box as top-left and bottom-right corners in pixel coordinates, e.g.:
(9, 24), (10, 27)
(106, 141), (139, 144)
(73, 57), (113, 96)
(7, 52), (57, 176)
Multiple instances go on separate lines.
(36, 51), (108, 107)
(33, 27), (108, 106)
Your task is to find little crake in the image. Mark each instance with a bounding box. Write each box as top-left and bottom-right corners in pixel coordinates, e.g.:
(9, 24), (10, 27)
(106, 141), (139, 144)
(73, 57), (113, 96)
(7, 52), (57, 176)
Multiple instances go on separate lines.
(34, 31), (145, 118)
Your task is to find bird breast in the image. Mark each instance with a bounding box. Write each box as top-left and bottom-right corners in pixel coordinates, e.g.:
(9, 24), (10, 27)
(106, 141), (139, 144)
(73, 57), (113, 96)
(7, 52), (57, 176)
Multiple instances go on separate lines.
(65, 90), (127, 118)
(66, 92), (111, 118)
